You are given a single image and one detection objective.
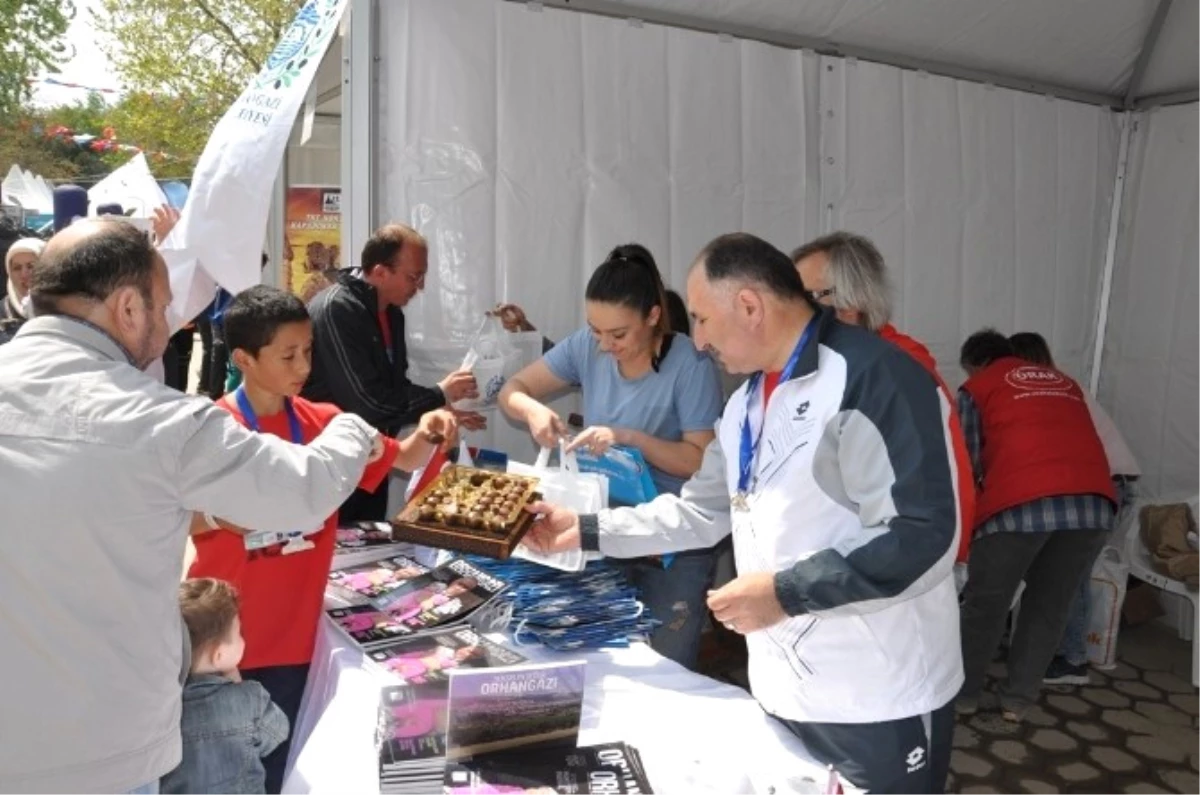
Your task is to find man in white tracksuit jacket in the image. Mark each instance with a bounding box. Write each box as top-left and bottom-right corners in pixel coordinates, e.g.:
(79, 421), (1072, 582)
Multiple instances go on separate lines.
(525, 233), (963, 793)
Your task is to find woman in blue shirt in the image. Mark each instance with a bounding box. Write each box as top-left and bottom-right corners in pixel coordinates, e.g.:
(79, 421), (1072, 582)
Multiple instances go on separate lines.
(499, 244), (724, 669)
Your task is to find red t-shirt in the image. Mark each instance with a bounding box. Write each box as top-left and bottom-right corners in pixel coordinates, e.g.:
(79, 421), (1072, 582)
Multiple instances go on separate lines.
(188, 395), (401, 670)
(762, 371), (782, 405)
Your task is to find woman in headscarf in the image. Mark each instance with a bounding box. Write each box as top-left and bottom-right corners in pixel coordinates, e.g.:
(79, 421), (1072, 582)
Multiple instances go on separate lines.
(1, 238), (46, 344)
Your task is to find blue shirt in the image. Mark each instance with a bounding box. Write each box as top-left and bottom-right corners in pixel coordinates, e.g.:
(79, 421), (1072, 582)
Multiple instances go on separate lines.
(544, 329), (723, 495)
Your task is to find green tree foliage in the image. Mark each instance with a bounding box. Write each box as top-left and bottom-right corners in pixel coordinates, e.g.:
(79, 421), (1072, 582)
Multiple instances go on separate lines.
(92, 0), (303, 170)
(0, 94), (123, 182)
(0, 0), (75, 119)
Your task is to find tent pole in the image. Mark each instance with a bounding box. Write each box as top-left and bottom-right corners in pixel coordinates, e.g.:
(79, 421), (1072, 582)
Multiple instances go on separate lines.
(1089, 111), (1135, 397)
(1124, 0), (1175, 108)
(1135, 89), (1200, 110)
(342, 0), (376, 266)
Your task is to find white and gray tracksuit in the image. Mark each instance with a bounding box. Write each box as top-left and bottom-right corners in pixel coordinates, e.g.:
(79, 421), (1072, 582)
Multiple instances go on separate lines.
(579, 309), (963, 792)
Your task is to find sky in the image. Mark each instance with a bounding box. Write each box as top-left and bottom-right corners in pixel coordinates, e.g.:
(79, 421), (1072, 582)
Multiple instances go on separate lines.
(31, 0), (122, 108)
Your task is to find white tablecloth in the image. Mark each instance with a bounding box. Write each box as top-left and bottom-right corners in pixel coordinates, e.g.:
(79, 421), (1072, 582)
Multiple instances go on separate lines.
(282, 618), (828, 794)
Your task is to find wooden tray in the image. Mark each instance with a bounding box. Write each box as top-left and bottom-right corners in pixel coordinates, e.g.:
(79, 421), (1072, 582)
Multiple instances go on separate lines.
(390, 465), (541, 559)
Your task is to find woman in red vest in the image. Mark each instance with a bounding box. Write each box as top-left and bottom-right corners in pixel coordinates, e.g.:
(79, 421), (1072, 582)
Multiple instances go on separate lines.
(791, 232), (976, 568)
(955, 329), (1116, 722)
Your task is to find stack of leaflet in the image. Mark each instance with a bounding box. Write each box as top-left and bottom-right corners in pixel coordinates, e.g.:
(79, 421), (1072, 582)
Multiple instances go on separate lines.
(332, 521), (424, 569)
(326, 557), (509, 649)
(374, 630), (529, 794)
(464, 557), (658, 651)
(445, 741), (654, 794)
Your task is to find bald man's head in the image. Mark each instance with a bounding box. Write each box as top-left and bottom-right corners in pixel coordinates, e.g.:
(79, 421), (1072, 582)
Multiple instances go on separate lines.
(32, 219), (173, 370)
(32, 219), (158, 316)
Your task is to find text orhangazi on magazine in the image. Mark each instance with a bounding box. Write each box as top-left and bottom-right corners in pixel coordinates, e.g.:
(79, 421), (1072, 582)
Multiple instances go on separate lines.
(478, 675), (561, 696)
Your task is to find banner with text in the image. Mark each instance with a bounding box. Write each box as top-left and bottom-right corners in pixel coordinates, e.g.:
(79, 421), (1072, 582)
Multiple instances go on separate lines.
(161, 0), (349, 328)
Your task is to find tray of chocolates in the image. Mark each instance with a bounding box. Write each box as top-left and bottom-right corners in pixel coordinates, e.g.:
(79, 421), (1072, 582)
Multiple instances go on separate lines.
(390, 466), (541, 559)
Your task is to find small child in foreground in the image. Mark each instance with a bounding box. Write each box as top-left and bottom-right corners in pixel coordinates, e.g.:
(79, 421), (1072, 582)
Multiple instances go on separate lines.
(161, 579), (288, 795)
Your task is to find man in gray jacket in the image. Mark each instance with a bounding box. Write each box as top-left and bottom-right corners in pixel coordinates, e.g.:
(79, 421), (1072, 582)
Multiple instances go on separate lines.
(0, 219), (381, 793)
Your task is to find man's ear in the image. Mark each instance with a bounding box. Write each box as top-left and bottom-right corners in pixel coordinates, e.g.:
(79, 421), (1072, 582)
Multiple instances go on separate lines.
(107, 285), (144, 334)
(734, 287), (765, 323)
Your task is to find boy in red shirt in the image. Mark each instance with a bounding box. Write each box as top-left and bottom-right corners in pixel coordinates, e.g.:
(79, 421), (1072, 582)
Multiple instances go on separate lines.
(188, 285), (457, 792)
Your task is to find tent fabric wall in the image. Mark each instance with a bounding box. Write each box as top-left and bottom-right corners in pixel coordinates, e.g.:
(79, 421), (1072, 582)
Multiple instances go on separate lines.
(819, 57), (1121, 385)
(372, 0), (1171, 470)
(1098, 103), (1199, 498)
(376, 0), (819, 351)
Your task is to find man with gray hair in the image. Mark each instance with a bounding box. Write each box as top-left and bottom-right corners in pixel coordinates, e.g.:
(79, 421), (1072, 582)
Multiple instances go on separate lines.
(793, 231), (976, 565)
(0, 219), (382, 793)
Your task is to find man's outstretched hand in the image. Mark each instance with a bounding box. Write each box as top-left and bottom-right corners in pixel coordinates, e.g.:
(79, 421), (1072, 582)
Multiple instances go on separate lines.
(521, 501), (582, 554)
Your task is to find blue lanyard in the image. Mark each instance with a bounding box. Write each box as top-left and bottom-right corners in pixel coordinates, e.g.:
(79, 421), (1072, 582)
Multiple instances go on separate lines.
(235, 387), (303, 443)
(737, 321), (816, 497)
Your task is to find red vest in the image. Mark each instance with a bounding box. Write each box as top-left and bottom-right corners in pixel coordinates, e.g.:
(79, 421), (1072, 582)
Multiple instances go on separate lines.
(879, 325), (977, 563)
(962, 357), (1115, 526)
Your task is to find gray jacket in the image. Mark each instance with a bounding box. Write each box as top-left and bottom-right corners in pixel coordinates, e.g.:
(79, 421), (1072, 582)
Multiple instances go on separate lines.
(0, 316), (377, 793)
(160, 675), (289, 795)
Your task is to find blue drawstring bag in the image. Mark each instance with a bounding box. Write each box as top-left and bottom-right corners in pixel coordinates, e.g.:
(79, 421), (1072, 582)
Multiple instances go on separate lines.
(573, 445), (658, 507)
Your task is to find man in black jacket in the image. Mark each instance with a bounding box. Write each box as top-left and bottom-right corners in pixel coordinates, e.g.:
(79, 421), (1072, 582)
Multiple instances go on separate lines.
(304, 223), (481, 521)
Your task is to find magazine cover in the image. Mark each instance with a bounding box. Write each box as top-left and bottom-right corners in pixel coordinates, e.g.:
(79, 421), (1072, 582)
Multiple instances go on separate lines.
(328, 558), (508, 648)
(377, 681), (454, 794)
(335, 521), (405, 550)
(368, 627), (527, 685)
(444, 660), (587, 761)
(373, 558), (508, 630)
(444, 742), (653, 794)
(327, 604), (418, 646)
(327, 555), (430, 606)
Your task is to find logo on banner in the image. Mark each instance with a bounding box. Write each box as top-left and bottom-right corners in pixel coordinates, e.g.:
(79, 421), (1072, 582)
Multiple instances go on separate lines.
(255, 1), (341, 92)
(1005, 365), (1072, 392)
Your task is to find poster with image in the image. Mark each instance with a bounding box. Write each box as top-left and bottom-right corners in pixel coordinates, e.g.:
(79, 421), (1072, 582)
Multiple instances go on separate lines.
(283, 184), (342, 301)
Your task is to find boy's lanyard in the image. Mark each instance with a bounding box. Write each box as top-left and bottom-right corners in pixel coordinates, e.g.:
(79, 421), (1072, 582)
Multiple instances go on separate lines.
(233, 388), (315, 554)
(235, 387), (303, 443)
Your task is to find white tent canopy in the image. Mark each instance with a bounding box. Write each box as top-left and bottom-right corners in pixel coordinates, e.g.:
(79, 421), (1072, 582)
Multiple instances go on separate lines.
(528, 0), (1198, 107)
(1, 165), (54, 214)
(320, 0), (1197, 496)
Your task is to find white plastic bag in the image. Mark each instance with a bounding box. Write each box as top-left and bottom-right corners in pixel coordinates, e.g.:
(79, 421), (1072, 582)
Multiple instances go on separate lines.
(1086, 545), (1129, 668)
(455, 316), (523, 412)
(508, 442), (608, 571)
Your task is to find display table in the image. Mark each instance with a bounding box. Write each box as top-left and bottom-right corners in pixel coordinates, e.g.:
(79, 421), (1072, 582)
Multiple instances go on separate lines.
(282, 617), (829, 794)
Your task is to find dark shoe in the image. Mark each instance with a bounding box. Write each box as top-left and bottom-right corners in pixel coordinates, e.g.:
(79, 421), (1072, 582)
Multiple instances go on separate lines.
(1043, 656), (1089, 685)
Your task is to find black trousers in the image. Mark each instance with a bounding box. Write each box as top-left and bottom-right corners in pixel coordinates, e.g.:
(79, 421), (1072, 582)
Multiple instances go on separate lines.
(959, 528), (1108, 711)
(778, 699), (955, 793)
(339, 481), (390, 523)
(207, 322), (230, 398)
(164, 328), (194, 392)
(242, 663), (311, 794)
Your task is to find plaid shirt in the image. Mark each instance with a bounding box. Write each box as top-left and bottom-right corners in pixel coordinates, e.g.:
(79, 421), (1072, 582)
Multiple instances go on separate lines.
(957, 390), (1115, 539)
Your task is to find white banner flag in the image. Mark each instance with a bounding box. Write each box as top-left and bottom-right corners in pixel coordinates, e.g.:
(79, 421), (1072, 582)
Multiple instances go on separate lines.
(161, 0), (349, 328)
(87, 153), (169, 218)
